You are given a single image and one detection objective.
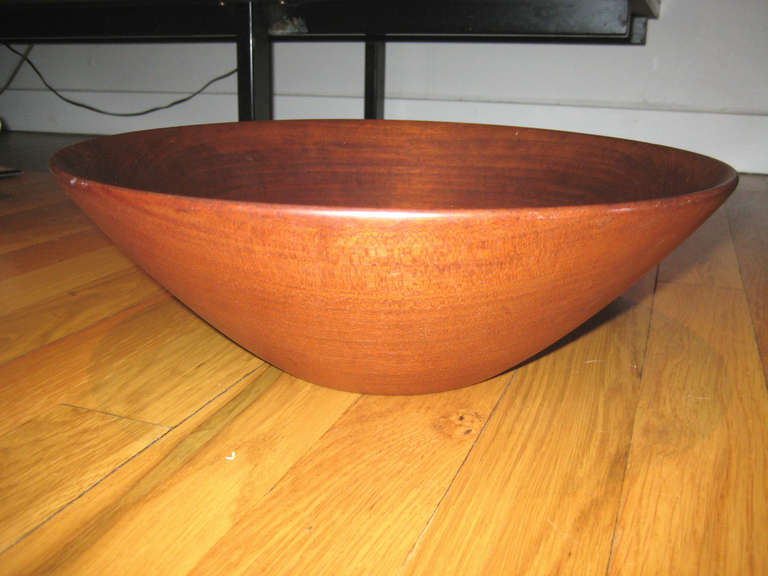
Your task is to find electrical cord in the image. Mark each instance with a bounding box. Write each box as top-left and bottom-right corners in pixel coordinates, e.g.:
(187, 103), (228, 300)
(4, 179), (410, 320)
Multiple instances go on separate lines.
(0, 44), (33, 95)
(2, 43), (237, 117)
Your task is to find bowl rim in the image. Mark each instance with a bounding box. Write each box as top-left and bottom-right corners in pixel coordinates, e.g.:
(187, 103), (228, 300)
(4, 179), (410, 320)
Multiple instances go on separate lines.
(50, 119), (739, 219)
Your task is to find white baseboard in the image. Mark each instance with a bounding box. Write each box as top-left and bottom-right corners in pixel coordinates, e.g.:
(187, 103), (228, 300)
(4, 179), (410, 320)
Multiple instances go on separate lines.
(1, 90), (765, 173)
(0, 89), (238, 134)
(384, 98), (768, 174)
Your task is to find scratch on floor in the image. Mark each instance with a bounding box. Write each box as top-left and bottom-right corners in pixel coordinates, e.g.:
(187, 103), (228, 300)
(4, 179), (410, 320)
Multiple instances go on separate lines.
(546, 518), (580, 544)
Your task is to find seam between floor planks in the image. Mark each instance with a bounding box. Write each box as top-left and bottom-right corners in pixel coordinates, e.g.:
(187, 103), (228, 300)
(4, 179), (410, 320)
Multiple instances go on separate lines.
(260, 389), (365, 497)
(724, 199), (768, 385)
(1, 364), (268, 556)
(56, 404), (173, 430)
(0, 292), (170, 371)
(603, 266), (660, 576)
(604, 284), (766, 574)
(398, 369), (517, 575)
(1, 425), (169, 557)
(396, 269), (657, 575)
(0, 366), (360, 575)
(602, 189), (767, 574)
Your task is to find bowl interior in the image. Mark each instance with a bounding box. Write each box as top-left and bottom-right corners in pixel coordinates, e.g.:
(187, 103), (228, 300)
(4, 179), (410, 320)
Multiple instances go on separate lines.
(51, 120), (736, 211)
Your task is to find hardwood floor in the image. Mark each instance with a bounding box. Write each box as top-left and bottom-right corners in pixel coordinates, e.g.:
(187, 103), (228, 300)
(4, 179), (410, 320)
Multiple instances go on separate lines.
(0, 134), (766, 575)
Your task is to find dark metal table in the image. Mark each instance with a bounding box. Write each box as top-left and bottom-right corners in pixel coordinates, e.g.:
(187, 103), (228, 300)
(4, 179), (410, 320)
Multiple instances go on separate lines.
(0, 0), (659, 121)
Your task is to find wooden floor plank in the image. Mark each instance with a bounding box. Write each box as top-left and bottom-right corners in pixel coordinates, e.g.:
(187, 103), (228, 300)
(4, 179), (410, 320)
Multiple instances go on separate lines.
(0, 246), (136, 316)
(400, 272), (656, 575)
(606, 186), (768, 574)
(0, 367), (357, 576)
(0, 405), (166, 553)
(0, 228), (111, 281)
(60, 298), (265, 426)
(0, 300), (157, 437)
(0, 173), (66, 217)
(726, 174), (768, 375)
(0, 200), (94, 254)
(0, 297), (263, 435)
(190, 373), (512, 576)
(0, 266), (165, 365)
(606, 282), (768, 575)
(658, 205), (742, 289)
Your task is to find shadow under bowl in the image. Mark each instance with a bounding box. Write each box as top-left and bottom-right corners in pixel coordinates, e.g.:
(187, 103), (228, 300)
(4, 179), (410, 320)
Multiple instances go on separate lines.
(50, 120), (738, 394)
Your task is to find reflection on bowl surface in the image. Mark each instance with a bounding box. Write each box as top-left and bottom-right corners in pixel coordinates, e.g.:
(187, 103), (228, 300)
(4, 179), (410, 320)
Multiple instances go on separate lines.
(51, 120), (737, 394)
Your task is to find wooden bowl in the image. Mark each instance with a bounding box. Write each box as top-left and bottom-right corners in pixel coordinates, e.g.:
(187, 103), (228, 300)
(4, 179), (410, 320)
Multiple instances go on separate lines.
(51, 120), (737, 395)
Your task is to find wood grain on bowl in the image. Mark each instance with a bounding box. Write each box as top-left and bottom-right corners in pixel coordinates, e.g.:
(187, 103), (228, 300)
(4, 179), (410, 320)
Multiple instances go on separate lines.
(50, 120), (738, 394)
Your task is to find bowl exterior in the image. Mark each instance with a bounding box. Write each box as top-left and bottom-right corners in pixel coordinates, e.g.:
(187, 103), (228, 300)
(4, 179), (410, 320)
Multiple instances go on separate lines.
(59, 175), (732, 394)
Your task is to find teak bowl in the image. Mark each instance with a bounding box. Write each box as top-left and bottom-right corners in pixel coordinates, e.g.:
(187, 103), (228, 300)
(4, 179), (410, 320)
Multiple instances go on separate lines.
(51, 120), (737, 395)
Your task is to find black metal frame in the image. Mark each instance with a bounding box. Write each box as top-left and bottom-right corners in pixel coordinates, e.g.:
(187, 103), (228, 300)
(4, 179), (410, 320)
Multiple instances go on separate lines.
(0, 0), (658, 122)
(364, 40), (385, 120)
(238, 2), (272, 120)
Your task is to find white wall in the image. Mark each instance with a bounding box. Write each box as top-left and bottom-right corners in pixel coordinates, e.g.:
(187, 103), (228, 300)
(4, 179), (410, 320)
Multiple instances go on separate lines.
(1, 0), (766, 172)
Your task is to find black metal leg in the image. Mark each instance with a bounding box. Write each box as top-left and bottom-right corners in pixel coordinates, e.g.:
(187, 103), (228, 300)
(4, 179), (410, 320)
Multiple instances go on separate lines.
(364, 39), (385, 119)
(237, 1), (272, 121)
